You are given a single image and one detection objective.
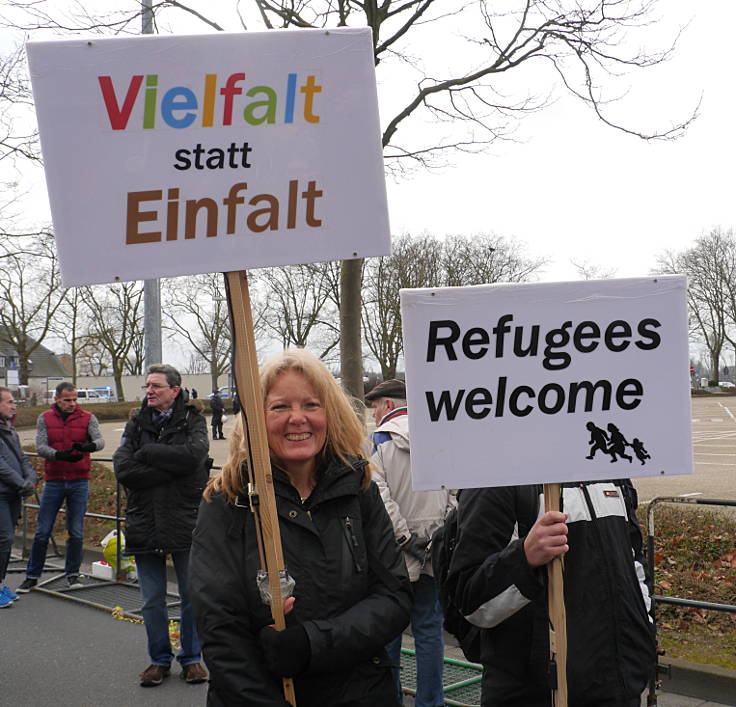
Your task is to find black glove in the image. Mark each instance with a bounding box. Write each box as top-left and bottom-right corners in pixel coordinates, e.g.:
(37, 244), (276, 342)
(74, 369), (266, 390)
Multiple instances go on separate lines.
(55, 449), (84, 463)
(72, 441), (97, 453)
(402, 533), (430, 561)
(259, 624), (311, 678)
(20, 480), (35, 498)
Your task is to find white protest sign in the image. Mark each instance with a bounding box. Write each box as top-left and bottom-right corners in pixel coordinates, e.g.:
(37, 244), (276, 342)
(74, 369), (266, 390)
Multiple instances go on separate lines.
(400, 276), (692, 490)
(26, 28), (390, 286)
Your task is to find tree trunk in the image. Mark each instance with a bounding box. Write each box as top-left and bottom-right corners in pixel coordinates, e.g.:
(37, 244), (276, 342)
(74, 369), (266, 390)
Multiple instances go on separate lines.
(18, 357), (30, 386)
(113, 364), (125, 402)
(711, 349), (721, 386)
(340, 258), (364, 412)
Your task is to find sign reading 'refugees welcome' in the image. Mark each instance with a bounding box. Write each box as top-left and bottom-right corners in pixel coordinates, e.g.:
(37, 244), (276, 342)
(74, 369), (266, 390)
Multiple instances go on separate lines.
(400, 276), (693, 491)
(26, 29), (390, 286)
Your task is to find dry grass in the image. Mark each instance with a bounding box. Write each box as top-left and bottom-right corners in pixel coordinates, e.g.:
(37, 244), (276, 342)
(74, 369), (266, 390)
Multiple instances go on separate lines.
(645, 504), (736, 669)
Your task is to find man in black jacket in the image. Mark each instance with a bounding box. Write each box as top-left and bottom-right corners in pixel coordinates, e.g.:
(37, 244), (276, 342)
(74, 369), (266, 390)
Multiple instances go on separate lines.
(210, 390), (226, 440)
(114, 364), (210, 688)
(450, 481), (654, 707)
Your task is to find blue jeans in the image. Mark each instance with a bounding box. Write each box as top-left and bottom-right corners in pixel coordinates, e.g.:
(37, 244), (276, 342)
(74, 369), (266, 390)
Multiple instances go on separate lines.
(0, 492), (21, 583)
(387, 574), (445, 707)
(135, 551), (201, 666)
(26, 480), (89, 579)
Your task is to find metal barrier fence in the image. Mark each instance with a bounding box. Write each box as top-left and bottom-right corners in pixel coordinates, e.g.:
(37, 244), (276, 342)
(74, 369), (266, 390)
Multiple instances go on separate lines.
(18, 453), (223, 579)
(646, 496), (736, 707)
(400, 648), (482, 707)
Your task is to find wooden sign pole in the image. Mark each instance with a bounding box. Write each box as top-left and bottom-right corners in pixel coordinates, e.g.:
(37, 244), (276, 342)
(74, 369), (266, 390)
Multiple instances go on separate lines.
(543, 482), (568, 707)
(225, 270), (297, 706)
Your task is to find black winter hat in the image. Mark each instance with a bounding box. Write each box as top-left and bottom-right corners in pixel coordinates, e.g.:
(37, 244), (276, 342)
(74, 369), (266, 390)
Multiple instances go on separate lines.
(365, 378), (406, 402)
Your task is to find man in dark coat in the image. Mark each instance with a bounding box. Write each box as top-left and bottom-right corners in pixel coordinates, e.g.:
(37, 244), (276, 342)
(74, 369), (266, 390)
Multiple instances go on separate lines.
(114, 364), (210, 688)
(450, 481), (655, 706)
(210, 390), (225, 440)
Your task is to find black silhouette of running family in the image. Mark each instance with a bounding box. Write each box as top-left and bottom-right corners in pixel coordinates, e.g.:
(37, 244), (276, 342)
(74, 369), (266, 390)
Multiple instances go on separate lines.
(585, 422), (651, 464)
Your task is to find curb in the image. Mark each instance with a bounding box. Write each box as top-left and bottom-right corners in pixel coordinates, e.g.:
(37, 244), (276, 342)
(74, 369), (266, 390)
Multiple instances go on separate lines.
(658, 656), (736, 704)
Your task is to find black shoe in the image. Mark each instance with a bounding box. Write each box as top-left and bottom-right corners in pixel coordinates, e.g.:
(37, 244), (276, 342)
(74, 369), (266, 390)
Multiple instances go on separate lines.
(67, 575), (83, 589)
(140, 664), (171, 687)
(16, 578), (37, 593)
(219, 436), (227, 440)
(181, 662), (208, 684)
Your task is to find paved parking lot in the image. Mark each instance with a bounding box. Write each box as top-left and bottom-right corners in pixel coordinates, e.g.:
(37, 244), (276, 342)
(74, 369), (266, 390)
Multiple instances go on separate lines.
(634, 396), (736, 503)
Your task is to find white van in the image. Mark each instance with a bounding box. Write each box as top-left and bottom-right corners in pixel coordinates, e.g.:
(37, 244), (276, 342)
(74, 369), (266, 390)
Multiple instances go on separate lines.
(75, 389), (106, 403)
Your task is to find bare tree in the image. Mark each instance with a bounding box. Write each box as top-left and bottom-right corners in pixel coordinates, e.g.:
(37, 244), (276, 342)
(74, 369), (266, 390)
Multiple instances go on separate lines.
(253, 262), (341, 361)
(571, 260), (618, 281)
(657, 229), (734, 385)
(441, 234), (545, 286)
(0, 239), (65, 384)
(182, 351), (208, 376)
(48, 286), (89, 385)
(0, 43), (39, 165)
(80, 281), (144, 400)
(2, 0), (698, 398)
(362, 235), (442, 379)
(162, 273), (232, 393)
(362, 232), (546, 379)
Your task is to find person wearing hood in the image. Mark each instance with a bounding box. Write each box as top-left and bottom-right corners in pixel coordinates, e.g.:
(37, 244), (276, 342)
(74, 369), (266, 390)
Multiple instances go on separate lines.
(366, 379), (456, 707)
(113, 364), (210, 688)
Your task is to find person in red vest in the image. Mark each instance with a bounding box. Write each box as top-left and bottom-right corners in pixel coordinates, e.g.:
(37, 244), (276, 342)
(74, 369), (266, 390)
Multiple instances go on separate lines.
(17, 382), (104, 592)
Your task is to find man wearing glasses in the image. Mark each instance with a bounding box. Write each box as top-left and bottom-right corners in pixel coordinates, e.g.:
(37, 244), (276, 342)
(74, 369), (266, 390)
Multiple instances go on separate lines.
(114, 364), (210, 688)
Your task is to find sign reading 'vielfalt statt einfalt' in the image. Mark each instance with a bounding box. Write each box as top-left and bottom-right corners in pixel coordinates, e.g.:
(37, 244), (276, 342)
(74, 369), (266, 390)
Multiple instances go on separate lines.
(26, 28), (390, 286)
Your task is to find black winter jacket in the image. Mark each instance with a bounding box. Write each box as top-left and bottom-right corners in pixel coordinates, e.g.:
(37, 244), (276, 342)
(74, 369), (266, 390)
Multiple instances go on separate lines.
(189, 455), (412, 707)
(0, 417), (36, 495)
(113, 395), (209, 554)
(450, 480), (655, 707)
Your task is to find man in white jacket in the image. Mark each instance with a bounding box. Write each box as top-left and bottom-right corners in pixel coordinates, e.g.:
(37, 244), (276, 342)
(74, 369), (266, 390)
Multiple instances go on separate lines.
(367, 379), (456, 707)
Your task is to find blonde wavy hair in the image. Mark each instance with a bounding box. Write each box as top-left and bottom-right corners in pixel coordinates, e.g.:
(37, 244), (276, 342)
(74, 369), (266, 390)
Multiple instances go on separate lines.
(205, 348), (370, 503)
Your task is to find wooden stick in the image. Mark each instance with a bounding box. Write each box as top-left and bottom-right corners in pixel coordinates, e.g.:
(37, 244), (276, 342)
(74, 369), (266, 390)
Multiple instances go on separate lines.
(226, 270), (297, 706)
(544, 482), (568, 707)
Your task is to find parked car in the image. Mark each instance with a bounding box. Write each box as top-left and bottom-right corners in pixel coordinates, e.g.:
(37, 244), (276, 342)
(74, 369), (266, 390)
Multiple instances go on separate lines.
(718, 381), (735, 389)
(75, 389), (106, 403)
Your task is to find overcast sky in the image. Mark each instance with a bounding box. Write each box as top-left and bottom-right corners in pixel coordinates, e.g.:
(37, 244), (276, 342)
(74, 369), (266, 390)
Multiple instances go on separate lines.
(3, 1), (731, 367)
(384, 2), (734, 282)
(7, 2), (730, 284)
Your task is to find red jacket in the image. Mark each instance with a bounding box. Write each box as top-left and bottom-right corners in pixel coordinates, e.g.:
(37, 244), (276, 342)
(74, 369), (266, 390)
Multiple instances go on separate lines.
(42, 406), (93, 481)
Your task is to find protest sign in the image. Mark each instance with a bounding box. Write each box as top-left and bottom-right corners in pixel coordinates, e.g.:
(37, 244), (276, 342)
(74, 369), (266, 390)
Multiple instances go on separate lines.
(401, 276), (692, 490)
(28, 28), (390, 706)
(26, 28), (390, 286)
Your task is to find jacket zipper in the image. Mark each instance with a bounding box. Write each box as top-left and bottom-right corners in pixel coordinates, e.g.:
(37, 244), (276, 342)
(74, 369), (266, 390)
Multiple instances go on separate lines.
(579, 482), (628, 697)
(343, 516), (363, 573)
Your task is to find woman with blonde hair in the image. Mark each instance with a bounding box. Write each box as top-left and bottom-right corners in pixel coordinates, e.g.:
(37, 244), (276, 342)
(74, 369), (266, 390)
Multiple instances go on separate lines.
(190, 348), (412, 707)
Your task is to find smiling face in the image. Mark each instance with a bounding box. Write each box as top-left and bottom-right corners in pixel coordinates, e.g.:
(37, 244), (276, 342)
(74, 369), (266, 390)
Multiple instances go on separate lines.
(264, 370), (327, 476)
